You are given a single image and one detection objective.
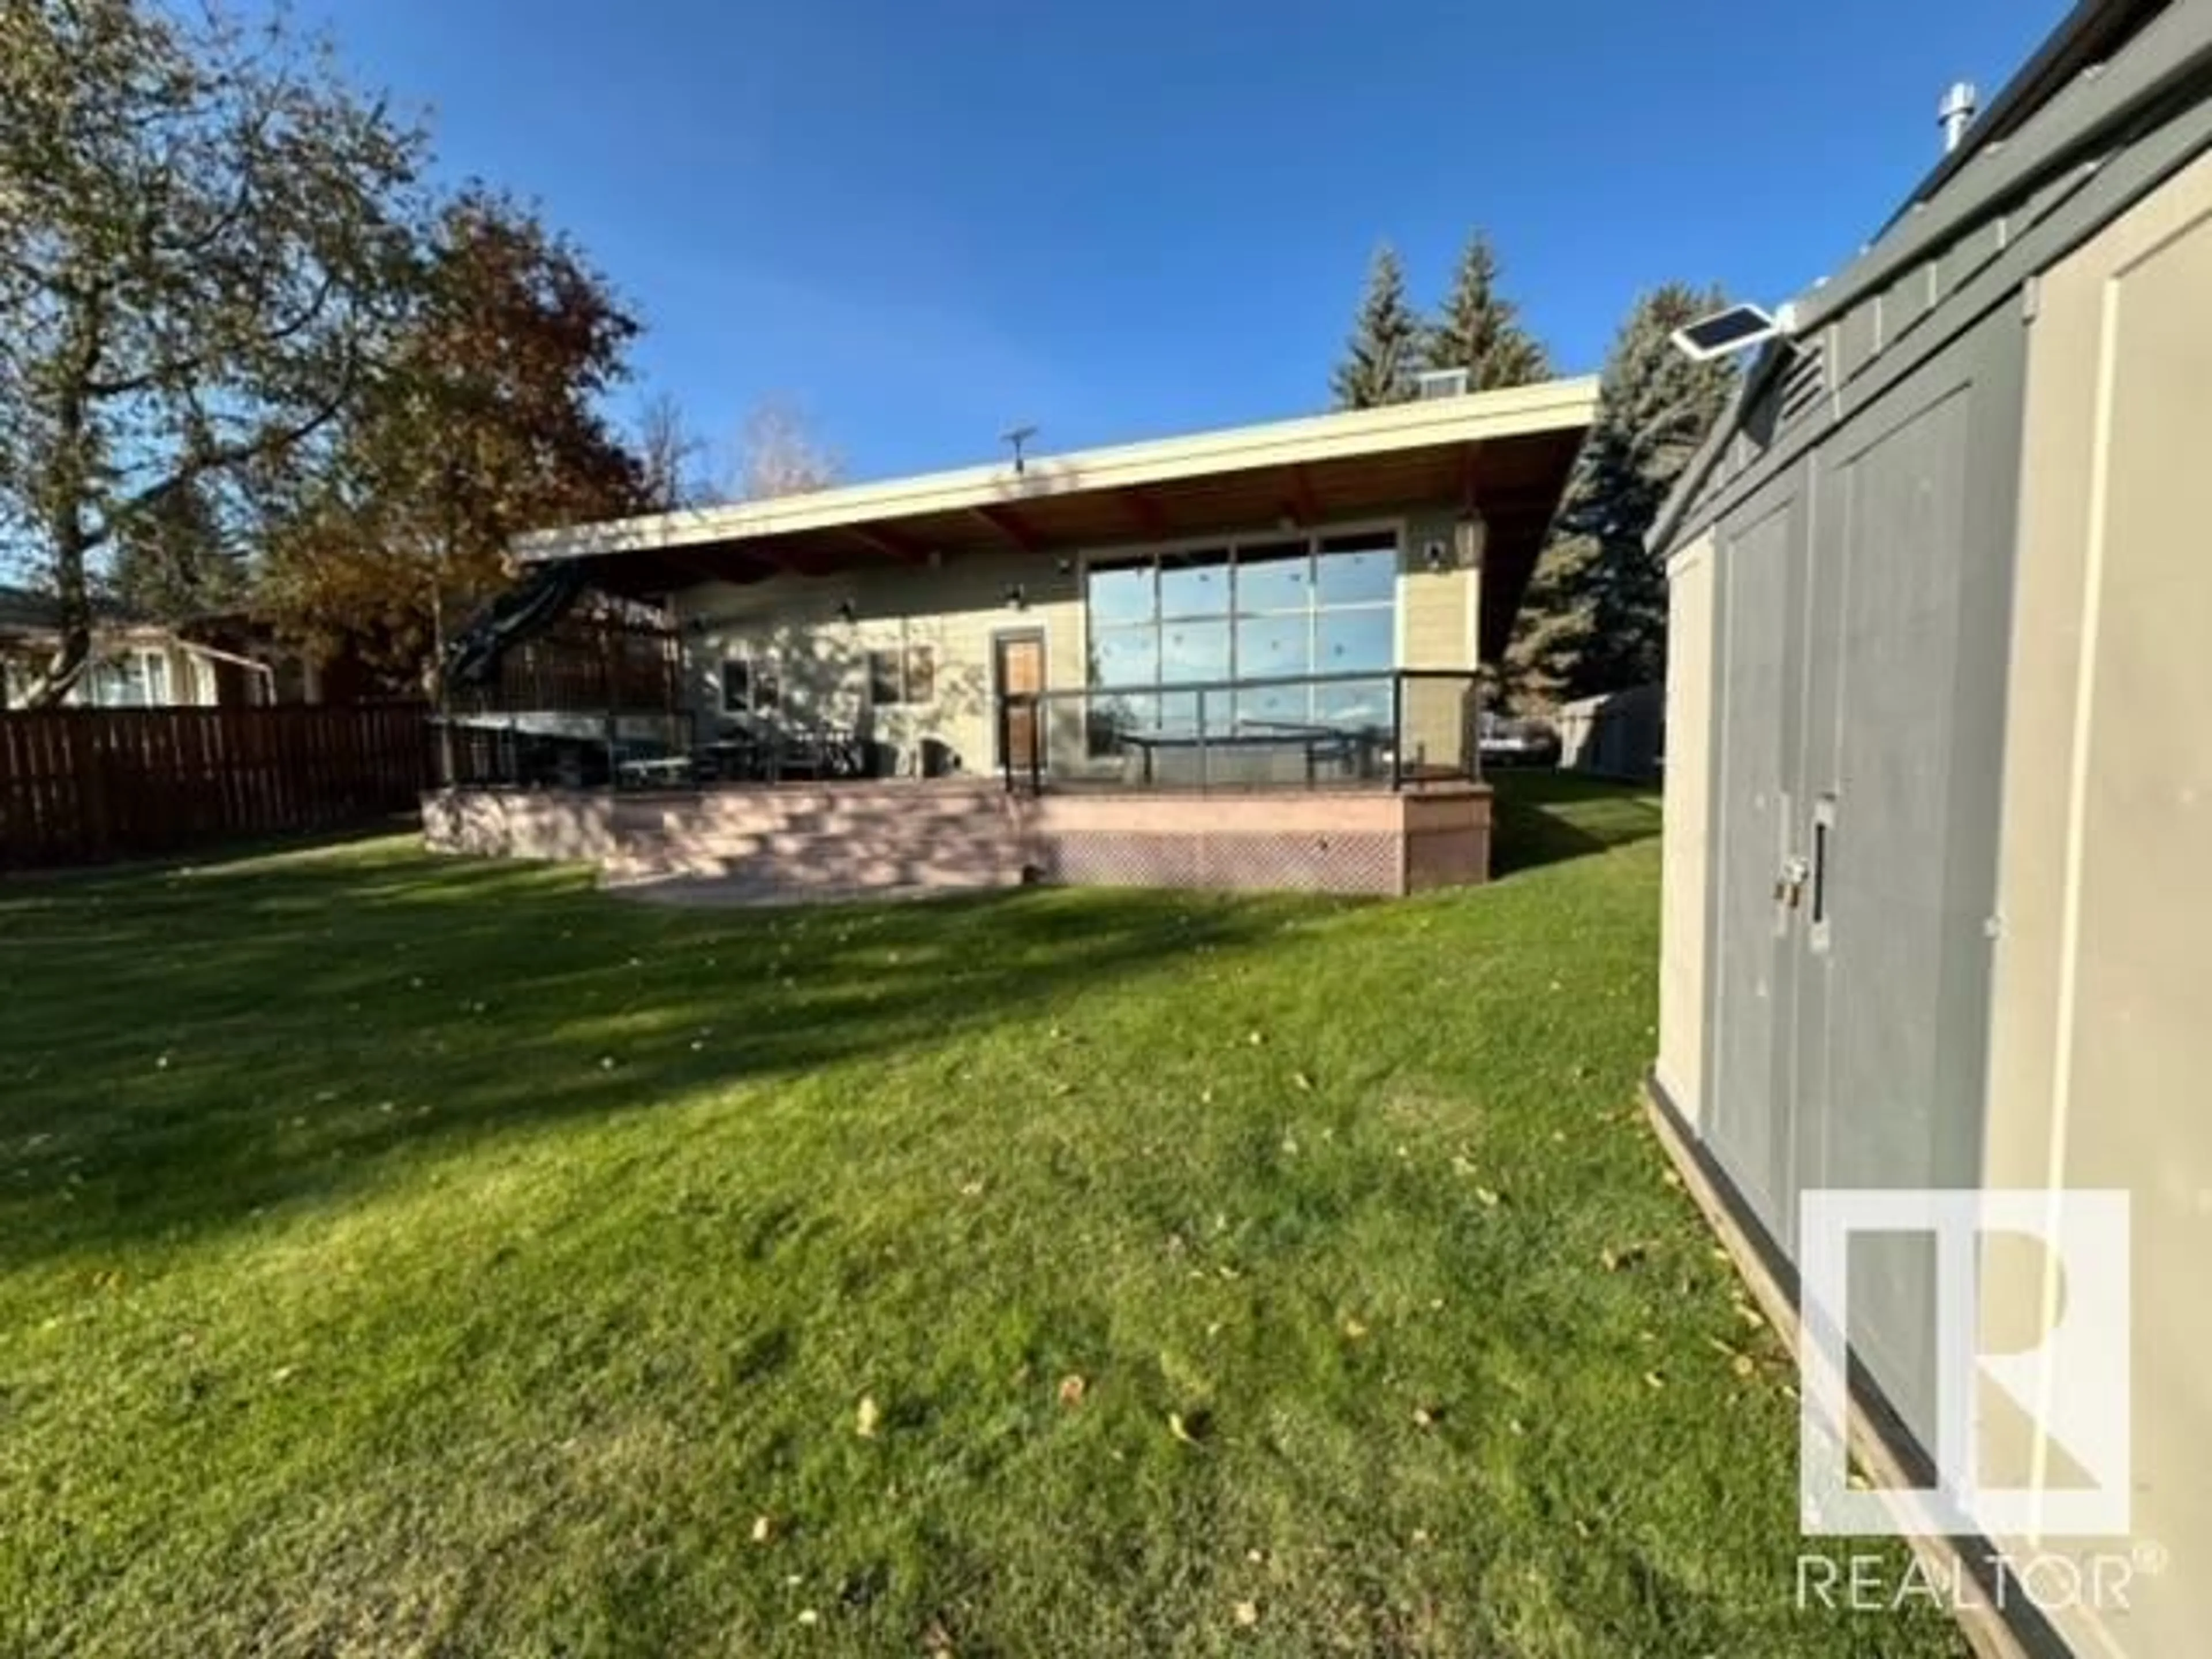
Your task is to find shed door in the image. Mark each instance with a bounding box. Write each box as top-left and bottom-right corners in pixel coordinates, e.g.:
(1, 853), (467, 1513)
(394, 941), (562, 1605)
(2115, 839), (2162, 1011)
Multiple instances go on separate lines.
(1772, 308), (2022, 1447)
(1705, 482), (1806, 1239)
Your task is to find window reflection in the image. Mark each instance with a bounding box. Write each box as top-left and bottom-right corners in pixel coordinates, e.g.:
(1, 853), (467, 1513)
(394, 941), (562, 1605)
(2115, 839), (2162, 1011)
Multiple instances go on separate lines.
(1087, 560), (1154, 627)
(1317, 609), (1394, 676)
(1161, 619), (1230, 682)
(1089, 626), (1157, 688)
(1158, 549), (1230, 618)
(1315, 532), (1398, 607)
(1082, 531), (1399, 728)
(1235, 614), (1306, 680)
(1235, 541), (1309, 612)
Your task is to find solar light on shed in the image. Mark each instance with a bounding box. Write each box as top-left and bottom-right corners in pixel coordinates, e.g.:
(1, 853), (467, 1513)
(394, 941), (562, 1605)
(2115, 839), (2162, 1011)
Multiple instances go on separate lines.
(1668, 301), (1789, 363)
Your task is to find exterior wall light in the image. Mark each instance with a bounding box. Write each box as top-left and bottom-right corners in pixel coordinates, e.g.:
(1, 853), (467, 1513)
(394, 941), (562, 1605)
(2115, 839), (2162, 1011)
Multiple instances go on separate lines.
(1456, 509), (1488, 570)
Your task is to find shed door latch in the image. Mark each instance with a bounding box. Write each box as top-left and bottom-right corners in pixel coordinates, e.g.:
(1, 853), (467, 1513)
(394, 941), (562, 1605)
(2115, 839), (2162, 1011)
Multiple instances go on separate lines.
(1774, 855), (1812, 910)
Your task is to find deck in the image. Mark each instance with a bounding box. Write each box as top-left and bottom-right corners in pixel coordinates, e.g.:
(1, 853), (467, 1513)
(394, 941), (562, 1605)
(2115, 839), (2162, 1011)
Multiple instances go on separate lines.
(421, 777), (1493, 899)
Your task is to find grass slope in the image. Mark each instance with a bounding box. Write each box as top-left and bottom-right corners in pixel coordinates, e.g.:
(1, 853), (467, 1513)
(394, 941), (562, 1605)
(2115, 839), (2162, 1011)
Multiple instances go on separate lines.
(0, 778), (1958, 1657)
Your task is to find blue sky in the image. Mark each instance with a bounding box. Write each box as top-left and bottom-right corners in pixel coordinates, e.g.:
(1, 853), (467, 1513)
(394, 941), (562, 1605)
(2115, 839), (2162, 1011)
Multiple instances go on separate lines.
(299, 0), (2070, 480)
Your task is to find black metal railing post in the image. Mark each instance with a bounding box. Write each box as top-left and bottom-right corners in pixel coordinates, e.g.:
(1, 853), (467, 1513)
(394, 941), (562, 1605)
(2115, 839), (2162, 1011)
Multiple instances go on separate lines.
(1389, 673), (1404, 791)
(1196, 687), (1210, 793)
(1028, 695), (1041, 794)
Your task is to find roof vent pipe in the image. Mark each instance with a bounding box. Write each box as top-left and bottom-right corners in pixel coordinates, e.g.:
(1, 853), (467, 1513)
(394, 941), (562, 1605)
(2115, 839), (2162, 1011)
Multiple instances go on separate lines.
(1938, 81), (1978, 154)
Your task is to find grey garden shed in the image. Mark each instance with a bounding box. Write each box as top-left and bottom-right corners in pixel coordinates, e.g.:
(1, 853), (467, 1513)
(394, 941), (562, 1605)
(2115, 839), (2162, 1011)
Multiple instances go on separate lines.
(1649, 2), (2212, 1654)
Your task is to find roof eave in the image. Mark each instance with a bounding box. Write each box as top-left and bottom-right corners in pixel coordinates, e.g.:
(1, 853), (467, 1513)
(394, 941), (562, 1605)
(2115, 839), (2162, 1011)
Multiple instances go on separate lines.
(513, 377), (1601, 567)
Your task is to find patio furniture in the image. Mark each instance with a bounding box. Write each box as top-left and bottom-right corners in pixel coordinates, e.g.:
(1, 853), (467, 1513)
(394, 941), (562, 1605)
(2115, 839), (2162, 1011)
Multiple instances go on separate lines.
(1116, 724), (1377, 787)
(616, 752), (695, 789)
(698, 733), (765, 782)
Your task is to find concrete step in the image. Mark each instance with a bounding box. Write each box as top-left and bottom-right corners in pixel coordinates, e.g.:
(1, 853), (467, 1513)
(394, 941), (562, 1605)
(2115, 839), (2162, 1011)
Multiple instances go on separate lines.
(597, 819), (1032, 892)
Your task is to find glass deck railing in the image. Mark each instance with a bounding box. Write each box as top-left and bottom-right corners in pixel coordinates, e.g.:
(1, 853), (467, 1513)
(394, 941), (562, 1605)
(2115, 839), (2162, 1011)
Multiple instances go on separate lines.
(996, 669), (1484, 793)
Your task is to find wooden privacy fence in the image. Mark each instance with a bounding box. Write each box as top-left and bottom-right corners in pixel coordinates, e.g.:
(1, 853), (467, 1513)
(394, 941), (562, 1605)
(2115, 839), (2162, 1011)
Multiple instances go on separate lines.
(0, 704), (431, 869)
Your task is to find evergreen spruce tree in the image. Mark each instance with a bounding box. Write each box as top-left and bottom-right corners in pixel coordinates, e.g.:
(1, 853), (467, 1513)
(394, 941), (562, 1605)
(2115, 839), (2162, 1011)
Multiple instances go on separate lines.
(1502, 283), (1736, 706)
(111, 475), (249, 625)
(1426, 232), (1548, 389)
(1330, 245), (1424, 409)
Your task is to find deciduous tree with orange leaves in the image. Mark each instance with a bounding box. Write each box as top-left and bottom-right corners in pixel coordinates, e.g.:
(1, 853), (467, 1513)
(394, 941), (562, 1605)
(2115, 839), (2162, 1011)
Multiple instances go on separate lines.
(259, 188), (648, 696)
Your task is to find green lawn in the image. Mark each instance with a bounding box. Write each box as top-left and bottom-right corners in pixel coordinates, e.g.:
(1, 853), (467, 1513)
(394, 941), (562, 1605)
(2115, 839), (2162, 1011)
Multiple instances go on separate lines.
(0, 778), (1959, 1657)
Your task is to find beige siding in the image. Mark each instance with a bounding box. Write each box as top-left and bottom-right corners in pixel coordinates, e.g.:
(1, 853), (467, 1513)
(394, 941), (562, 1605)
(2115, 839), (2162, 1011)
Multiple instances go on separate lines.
(1980, 148), (2212, 1657)
(1398, 507), (1479, 669)
(1657, 533), (1714, 1119)
(675, 550), (1080, 775)
(1396, 508), (1482, 771)
(673, 512), (1495, 779)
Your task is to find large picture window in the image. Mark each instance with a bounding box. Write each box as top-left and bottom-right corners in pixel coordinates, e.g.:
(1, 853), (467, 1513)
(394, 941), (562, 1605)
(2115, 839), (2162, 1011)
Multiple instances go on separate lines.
(1083, 529), (1397, 747)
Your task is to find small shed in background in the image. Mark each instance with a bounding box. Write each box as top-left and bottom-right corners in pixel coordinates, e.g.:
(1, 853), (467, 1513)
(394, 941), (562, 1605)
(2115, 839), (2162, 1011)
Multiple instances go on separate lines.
(1650, 2), (2210, 1653)
(1554, 682), (1664, 781)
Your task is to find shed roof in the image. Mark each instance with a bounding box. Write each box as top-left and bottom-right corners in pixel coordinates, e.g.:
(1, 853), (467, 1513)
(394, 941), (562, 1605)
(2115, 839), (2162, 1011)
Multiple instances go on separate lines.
(514, 378), (1599, 662)
(1653, 0), (2211, 552)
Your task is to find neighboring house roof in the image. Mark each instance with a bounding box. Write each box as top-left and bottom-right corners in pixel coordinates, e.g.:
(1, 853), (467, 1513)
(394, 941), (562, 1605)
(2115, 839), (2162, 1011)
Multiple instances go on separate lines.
(1652, 0), (2207, 552)
(0, 583), (230, 657)
(0, 584), (65, 636)
(515, 377), (1600, 662)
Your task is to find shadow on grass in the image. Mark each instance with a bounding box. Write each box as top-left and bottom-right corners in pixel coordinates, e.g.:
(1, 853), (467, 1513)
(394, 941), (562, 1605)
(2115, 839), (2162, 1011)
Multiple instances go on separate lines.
(1488, 770), (1664, 877)
(0, 840), (1334, 1269)
(0, 813), (425, 885)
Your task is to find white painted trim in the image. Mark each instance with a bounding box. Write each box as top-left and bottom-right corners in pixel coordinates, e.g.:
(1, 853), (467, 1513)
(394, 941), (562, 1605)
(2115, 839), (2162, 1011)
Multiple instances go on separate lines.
(1464, 540), (1482, 666)
(517, 378), (1599, 563)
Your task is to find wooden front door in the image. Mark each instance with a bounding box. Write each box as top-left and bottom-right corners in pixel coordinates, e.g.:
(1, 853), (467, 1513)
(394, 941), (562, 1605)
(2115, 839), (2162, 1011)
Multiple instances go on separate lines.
(993, 631), (1046, 776)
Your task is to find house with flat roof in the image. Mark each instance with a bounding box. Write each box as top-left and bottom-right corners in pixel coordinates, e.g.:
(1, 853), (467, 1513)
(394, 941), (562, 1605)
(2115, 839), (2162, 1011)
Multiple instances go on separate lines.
(426, 377), (1599, 897)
